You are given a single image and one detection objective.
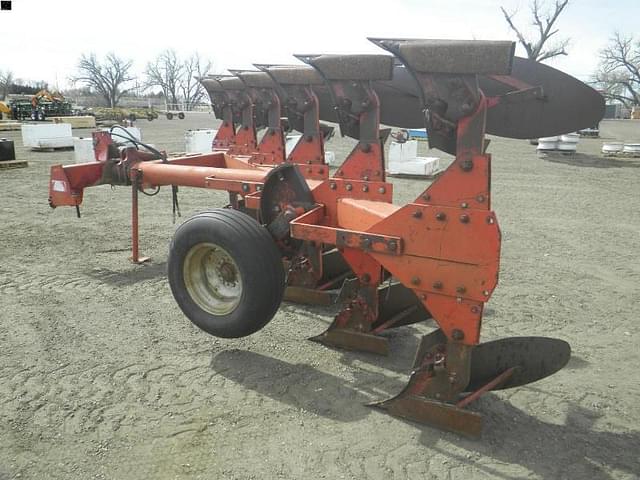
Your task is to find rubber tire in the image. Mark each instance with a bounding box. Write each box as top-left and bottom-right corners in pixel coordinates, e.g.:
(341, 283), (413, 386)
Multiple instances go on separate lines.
(166, 112), (174, 120)
(178, 112), (185, 119)
(168, 209), (285, 338)
(128, 113), (137, 121)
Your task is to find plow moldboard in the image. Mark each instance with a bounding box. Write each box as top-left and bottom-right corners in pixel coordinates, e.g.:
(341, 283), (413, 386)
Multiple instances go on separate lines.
(466, 336), (571, 392)
(315, 58), (604, 141)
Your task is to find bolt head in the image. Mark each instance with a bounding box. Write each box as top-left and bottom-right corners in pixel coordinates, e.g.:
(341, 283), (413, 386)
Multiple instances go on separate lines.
(452, 329), (465, 341)
(432, 281), (443, 289)
(436, 212), (446, 221)
(460, 159), (473, 172)
(329, 182), (337, 190)
(378, 187), (386, 194)
(411, 276), (421, 285)
(412, 210), (423, 219)
(460, 214), (470, 223)
(345, 183), (353, 191)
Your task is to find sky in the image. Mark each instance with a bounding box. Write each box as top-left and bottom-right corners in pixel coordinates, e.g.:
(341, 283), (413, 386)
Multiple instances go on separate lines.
(1, 0), (638, 90)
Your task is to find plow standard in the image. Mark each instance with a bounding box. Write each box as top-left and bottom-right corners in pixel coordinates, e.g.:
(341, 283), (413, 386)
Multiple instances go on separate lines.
(48, 38), (604, 437)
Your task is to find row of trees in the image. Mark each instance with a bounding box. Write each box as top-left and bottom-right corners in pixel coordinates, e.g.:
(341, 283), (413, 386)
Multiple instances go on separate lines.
(72, 50), (212, 109)
(502, 0), (638, 107)
(0, 71), (51, 100)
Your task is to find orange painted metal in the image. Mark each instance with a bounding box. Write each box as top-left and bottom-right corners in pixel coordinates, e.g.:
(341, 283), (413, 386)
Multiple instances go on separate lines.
(333, 142), (385, 182)
(290, 206), (402, 256)
(336, 198), (399, 231)
(135, 162), (268, 188)
(213, 121), (235, 149)
(287, 135), (325, 165)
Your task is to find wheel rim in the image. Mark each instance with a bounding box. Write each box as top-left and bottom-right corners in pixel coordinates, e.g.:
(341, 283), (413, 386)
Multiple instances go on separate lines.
(183, 243), (243, 316)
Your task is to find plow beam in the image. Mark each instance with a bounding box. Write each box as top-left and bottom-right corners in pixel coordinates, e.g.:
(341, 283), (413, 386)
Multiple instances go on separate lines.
(217, 76), (258, 154)
(200, 76), (237, 148)
(258, 65), (326, 166)
(299, 53), (391, 183)
(232, 70), (286, 164)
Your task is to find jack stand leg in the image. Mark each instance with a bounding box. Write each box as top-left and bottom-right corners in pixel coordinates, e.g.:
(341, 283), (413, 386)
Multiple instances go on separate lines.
(130, 170), (150, 264)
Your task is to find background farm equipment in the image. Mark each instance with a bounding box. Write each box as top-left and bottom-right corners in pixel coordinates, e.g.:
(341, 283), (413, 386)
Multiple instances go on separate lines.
(161, 103), (186, 120)
(89, 106), (160, 123)
(8, 89), (73, 121)
(48, 38), (604, 437)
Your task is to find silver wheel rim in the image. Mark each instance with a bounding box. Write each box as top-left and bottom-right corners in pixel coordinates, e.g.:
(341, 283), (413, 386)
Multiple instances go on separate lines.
(183, 242), (242, 316)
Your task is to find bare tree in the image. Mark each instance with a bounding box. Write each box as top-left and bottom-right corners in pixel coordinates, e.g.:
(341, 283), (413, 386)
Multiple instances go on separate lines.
(593, 33), (640, 107)
(0, 70), (14, 100)
(501, 0), (570, 62)
(180, 53), (212, 110)
(145, 50), (183, 108)
(73, 53), (134, 108)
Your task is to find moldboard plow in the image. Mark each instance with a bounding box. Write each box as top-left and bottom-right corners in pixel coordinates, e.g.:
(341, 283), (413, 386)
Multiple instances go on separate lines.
(48, 39), (604, 437)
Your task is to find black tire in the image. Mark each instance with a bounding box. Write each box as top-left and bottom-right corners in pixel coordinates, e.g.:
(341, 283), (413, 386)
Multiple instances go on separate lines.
(168, 209), (285, 338)
(147, 114), (154, 121)
(166, 112), (174, 120)
(178, 112), (185, 119)
(128, 113), (137, 121)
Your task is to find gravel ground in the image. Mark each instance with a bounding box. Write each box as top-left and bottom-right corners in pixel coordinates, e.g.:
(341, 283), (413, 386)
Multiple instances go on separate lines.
(0, 115), (639, 479)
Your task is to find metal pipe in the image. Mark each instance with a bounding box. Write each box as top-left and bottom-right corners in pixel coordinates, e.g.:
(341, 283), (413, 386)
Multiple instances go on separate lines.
(136, 163), (269, 189)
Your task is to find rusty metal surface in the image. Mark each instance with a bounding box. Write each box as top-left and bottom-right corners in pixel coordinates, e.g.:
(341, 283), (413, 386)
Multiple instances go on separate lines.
(466, 337), (571, 392)
(372, 38), (515, 75)
(378, 395), (483, 438)
(298, 54), (394, 81)
(263, 65), (325, 86)
(310, 328), (389, 355)
(283, 286), (337, 306)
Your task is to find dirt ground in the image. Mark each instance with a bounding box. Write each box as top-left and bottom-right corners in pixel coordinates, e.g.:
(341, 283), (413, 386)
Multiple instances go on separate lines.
(1, 115), (639, 480)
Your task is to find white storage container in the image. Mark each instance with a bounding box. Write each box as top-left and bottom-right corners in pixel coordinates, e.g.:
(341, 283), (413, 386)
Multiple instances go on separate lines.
(623, 143), (640, 155)
(185, 129), (217, 154)
(388, 157), (440, 176)
(22, 123), (73, 149)
(389, 140), (419, 163)
(601, 142), (624, 155)
(557, 132), (579, 152)
(73, 137), (95, 163)
(537, 136), (559, 151)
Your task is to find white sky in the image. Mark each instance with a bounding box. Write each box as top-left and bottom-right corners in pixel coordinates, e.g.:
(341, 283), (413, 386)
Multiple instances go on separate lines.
(1, 0), (638, 89)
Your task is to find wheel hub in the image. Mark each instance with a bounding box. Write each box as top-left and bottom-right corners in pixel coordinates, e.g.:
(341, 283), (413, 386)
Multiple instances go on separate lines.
(184, 243), (243, 316)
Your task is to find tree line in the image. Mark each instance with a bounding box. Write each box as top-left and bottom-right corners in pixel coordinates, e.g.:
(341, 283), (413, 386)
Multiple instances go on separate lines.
(1, 49), (213, 109)
(72, 50), (212, 109)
